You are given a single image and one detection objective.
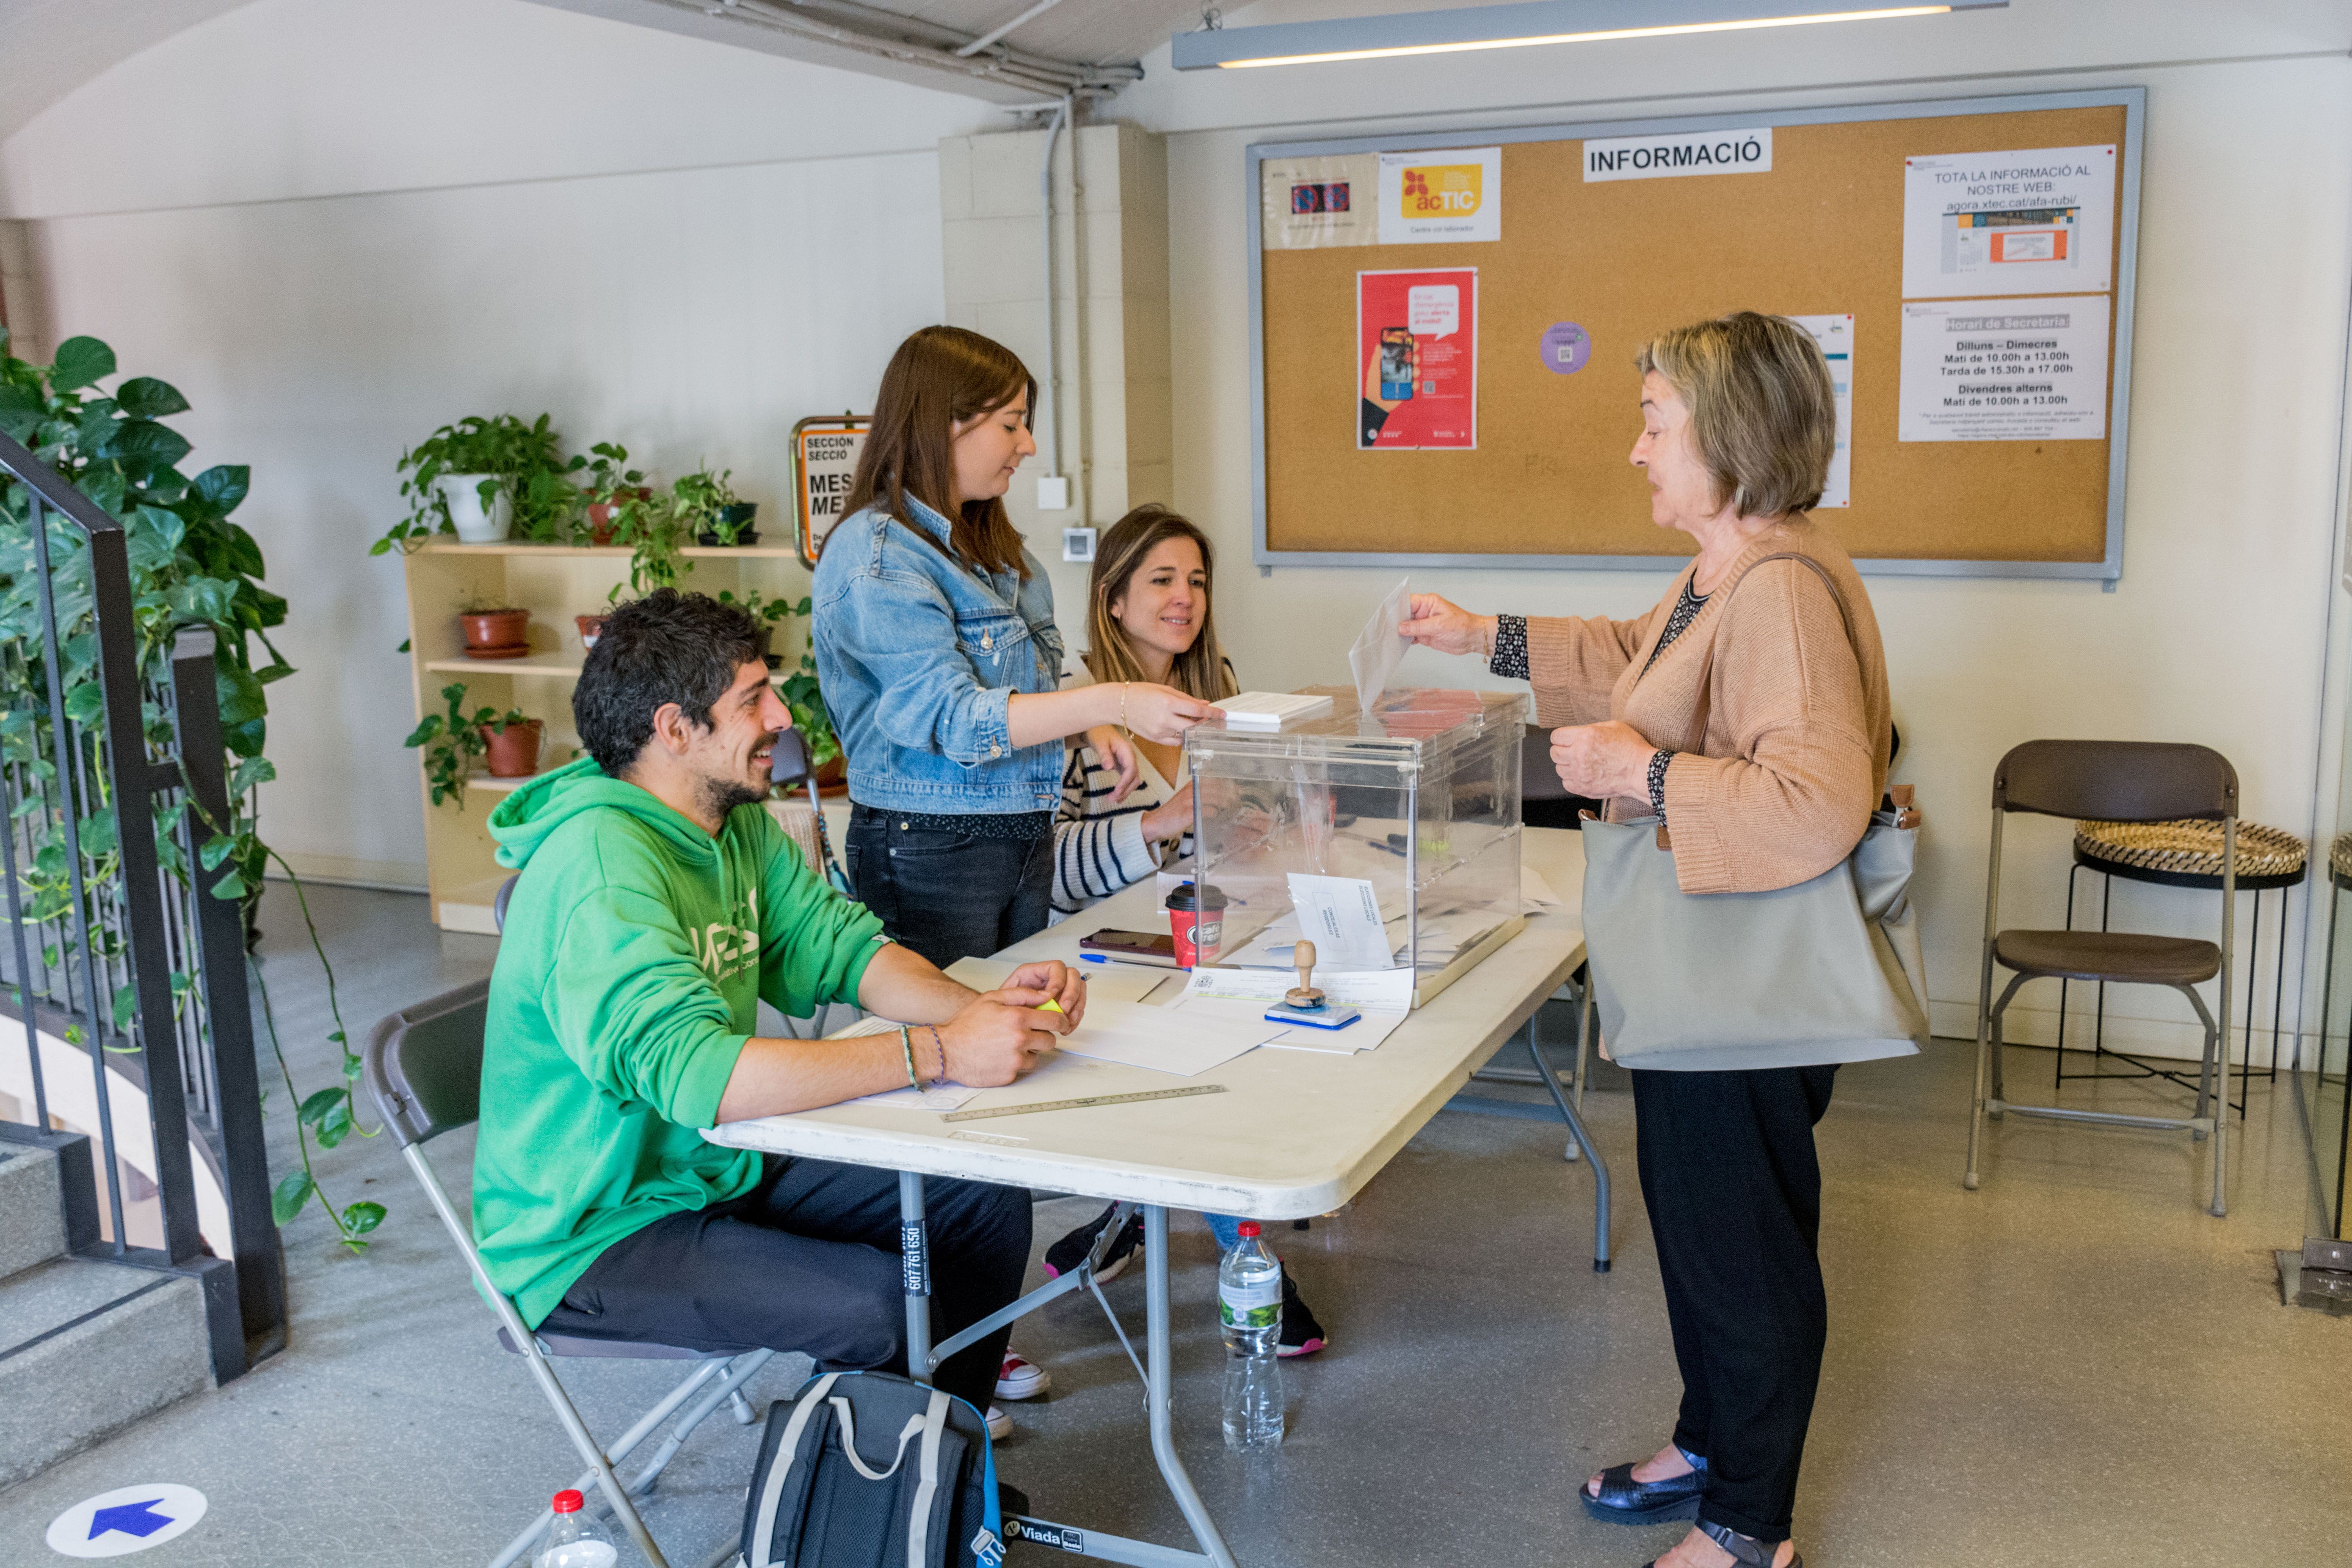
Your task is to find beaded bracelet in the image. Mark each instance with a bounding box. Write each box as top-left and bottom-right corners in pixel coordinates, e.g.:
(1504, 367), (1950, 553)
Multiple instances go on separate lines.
(898, 1025), (919, 1091)
(925, 1024), (947, 1088)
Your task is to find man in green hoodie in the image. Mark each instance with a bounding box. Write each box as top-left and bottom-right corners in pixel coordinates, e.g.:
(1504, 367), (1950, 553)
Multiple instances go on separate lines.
(473, 589), (1084, 1420)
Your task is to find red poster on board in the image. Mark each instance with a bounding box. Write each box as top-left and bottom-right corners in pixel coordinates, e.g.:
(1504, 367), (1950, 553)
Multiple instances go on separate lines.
(1356, 267), (1477, 450)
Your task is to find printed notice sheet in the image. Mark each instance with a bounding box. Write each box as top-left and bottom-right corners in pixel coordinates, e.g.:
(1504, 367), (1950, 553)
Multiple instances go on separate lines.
(1376, 147), (1501, 245)
(1901, 145), (2118, 299)
(1261, 153), (1378, 250)
(1898, 297), (2109, 443)
(1787, 314), (1854, 507)
(1357, 269), (1477, 450)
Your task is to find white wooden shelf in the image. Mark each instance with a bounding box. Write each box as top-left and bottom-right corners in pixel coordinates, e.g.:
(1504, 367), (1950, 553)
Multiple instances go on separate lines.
(404, 535), (815, 931)
(424, 657), (586, 679)
(417, 540), (801, 560)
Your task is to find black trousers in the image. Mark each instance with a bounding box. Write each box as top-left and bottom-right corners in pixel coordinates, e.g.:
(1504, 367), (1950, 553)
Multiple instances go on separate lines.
(1631, 1063), (1838, 1542)
(845, 807), (1054, 971)
(538, 1156), (1029, 1414)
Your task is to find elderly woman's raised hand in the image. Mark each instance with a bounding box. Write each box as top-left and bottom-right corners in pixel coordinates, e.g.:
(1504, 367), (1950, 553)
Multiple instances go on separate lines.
(1398, 593), (1495, 658)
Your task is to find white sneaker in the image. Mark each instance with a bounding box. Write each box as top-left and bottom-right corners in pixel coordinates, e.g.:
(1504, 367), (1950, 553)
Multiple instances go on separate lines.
(985, 1403), (1012, 1441)
(995, 1351), (1051, 1401)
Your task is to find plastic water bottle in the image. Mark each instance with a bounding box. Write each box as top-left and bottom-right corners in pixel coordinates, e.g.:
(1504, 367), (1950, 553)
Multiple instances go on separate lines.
(1218, 1221), (1285, 1450)
(535, 1490), (618, 1568)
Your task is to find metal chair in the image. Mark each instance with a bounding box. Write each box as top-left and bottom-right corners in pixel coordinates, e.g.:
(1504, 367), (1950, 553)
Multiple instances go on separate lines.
(1966, 740), (2239, 1216)
(363, 979), (772, 1568)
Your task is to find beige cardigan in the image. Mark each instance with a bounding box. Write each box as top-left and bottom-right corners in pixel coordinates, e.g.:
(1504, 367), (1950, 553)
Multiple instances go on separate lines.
(1526, 519), (1890, 896)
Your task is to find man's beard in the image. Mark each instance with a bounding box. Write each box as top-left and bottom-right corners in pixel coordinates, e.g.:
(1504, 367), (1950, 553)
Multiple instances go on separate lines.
(696, 771), (769, 824)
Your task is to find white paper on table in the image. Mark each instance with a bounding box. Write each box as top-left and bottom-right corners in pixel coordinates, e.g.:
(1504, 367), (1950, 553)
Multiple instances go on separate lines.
(1522, 865), (1562, 912)
(1347, 576), (1413, 713)
(1261, 1009), (1408, 1055)
(1182, 965), (1416, 1012)
(1051, 998), (1268, 1077)
(1288, 872), (1395, 971)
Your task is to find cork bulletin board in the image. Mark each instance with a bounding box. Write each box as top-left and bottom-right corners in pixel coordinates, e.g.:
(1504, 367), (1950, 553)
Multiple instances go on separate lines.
(1246, 90), (2145, 579)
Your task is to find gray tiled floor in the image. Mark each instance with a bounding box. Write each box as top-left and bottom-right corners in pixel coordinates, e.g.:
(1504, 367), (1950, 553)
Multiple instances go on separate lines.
(3, 881), (2348, 1566)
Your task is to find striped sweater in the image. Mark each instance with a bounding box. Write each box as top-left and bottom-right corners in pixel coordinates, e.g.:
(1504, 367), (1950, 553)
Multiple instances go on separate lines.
(1049, 743), (1190, 920)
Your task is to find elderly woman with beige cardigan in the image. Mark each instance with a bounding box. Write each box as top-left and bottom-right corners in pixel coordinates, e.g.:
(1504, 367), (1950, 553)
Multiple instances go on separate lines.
(1403, 312), (1889, 1568)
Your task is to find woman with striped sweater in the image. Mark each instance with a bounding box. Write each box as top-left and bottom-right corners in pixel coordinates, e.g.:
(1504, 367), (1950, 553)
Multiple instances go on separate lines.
(1041, 505), (1327, 1356)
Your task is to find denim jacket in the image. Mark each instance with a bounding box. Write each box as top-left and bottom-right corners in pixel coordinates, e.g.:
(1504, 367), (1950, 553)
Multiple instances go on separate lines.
(811, 498), (1065, 815)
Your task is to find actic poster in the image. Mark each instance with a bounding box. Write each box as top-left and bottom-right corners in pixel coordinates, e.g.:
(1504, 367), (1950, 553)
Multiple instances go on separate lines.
(1356, 268), (1477, 450)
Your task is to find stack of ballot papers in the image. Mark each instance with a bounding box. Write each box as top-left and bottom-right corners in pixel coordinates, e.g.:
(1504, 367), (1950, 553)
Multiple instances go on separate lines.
(1214, 691), (1333, 731)
(1168, 982), (1407, 1057)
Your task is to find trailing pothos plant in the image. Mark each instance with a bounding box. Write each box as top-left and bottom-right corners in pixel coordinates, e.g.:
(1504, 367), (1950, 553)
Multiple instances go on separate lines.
(0, 327), (383, 1250)
(403, 681), (527, 809)
(373, 413), (578, 555)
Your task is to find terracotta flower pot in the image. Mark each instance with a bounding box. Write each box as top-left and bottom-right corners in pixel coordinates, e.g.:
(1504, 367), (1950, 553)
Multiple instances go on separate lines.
(576, 613), (610, 652)
(480, 719), (543, 779)
(587, 487), (653, 546)
(459, 608), (529, 652)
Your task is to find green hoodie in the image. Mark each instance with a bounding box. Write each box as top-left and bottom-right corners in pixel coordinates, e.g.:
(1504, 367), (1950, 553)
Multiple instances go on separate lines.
(472, 758), (885, 1326)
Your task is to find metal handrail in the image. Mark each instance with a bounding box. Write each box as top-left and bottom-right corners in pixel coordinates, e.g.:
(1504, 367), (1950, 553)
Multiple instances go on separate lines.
(0, 426), (283, 1377)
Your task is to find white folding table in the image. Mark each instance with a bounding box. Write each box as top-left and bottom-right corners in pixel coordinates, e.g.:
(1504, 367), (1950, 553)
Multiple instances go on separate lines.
(704, 826), (1601, 1567)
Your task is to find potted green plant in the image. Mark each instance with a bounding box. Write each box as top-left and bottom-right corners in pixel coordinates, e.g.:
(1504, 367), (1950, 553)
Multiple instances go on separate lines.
(456, 593), (530, 657)
(675, 465), (757, 546)
(481, 711), (544, 777)
(605, 486), (693, 602)
(577, 442), (651, 547)
(404, 682), (538, 804)
(716, 588), (808, 669)
(376, 414), (575, 553)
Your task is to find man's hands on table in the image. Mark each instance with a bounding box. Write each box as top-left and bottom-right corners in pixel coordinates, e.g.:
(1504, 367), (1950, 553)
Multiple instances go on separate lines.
(713, 949), (1083, 1122)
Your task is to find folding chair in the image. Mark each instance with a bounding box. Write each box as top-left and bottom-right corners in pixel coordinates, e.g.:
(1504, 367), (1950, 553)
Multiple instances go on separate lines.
(1965, 739), (2238, 1217)
(363, 978), (773, 1568)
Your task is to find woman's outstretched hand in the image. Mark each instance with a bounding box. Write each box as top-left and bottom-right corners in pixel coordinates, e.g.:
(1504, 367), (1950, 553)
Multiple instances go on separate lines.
(1123, 684), (1218, 746)
(1398, 593), (1494, 658)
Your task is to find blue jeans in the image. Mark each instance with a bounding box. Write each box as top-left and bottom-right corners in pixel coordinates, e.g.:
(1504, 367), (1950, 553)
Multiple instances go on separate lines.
(1205, 1213), (1243, 1251)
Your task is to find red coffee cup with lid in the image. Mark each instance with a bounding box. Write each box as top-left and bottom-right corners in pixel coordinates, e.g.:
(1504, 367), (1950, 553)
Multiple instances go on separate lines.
(1165, 882), (1229, 968)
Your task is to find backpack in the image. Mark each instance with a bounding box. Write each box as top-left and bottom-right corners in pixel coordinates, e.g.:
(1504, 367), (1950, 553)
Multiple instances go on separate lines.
(742, 1370), (1004, 1568)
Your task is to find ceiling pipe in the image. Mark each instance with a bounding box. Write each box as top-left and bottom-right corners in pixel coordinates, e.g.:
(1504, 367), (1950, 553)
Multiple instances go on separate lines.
(637, 0), (1136, 97)
(955, 0), (1068, 57)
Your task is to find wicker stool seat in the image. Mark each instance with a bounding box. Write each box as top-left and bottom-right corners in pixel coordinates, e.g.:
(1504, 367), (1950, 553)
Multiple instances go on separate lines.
(2074, 818), (2306, 890)
(2330, 830), (2352, 887)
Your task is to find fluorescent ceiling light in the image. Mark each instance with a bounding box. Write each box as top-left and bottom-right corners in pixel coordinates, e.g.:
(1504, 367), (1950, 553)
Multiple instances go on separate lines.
(1170, 0), (2005, 71)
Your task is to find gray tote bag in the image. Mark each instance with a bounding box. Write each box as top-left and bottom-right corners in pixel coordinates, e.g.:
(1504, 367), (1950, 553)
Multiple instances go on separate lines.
(1578, 554), (1928, 1072)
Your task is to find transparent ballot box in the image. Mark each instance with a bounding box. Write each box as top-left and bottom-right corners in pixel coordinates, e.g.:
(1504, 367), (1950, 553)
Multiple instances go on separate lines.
(1182, 687), (1529, 1005)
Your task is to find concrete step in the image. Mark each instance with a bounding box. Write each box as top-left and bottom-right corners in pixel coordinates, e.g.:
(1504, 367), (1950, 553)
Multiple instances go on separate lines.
(0, 1144), (67, 1280)
(0, 1256), (212, 1491)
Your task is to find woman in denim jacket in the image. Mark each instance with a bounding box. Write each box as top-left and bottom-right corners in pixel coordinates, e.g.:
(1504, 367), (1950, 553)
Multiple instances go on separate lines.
(813, 327), (1214, 972)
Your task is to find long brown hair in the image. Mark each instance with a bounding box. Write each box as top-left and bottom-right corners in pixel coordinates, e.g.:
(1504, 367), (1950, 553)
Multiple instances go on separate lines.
(1082, 505), (1238, 701)
(837, 325), (1035, 579)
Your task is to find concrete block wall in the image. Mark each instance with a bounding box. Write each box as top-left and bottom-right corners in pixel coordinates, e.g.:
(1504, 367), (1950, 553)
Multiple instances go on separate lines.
(940, 122), (1174, 624)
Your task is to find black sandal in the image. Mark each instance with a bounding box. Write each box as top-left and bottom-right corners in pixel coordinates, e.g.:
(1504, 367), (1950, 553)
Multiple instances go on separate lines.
(1642, 1521), (1802, 1568)
(1581, 1454), (1705, 1526)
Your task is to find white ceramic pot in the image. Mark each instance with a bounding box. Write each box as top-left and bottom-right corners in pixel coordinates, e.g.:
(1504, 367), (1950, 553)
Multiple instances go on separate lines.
(437, 474), (512, 543)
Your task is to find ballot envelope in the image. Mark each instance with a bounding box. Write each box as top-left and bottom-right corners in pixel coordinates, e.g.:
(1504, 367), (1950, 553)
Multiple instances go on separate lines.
(1181, 686), (1529, 1007)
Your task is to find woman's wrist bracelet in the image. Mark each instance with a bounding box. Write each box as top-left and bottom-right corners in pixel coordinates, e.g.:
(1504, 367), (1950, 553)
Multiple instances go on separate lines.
(898, 1025), (918, 1090)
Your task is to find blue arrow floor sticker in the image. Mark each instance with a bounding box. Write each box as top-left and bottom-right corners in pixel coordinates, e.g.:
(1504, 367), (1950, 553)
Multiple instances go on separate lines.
(45, 1484), (207, 1557)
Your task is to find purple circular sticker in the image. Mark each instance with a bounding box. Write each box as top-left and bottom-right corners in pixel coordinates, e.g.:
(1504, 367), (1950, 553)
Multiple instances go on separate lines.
(1539, 321), (1591, 375)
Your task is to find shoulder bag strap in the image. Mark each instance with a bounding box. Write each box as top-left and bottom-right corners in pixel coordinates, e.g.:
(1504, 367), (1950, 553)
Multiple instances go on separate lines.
(1679, 549), (1858, 753)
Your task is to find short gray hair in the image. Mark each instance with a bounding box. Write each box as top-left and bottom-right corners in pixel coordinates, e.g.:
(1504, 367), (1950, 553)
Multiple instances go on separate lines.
(1635, 312), (1836, 518)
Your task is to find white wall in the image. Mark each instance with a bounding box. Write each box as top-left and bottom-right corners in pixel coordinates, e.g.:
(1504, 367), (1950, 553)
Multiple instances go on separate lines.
(0, 0), (990, 887)
(1130, 0), (2352, 1055)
